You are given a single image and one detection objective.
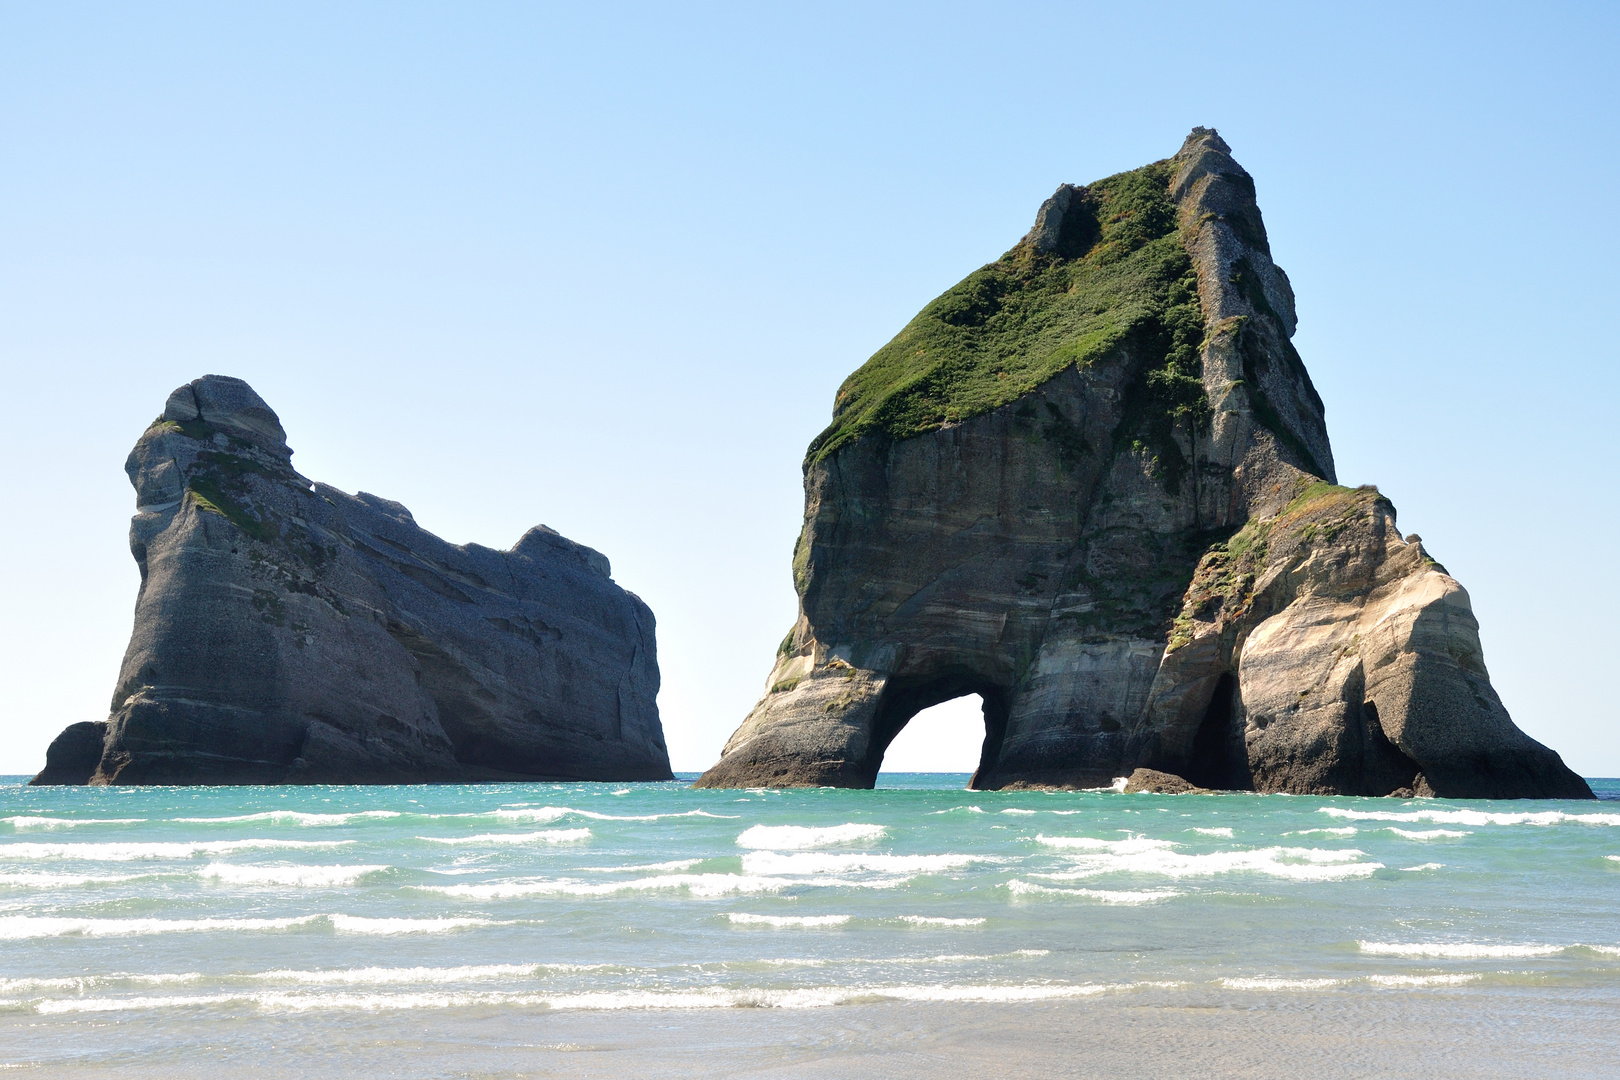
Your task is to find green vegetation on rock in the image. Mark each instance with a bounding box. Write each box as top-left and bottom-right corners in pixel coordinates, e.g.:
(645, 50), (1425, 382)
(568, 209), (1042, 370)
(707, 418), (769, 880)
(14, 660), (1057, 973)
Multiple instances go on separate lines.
(806, 161), (1205, 467)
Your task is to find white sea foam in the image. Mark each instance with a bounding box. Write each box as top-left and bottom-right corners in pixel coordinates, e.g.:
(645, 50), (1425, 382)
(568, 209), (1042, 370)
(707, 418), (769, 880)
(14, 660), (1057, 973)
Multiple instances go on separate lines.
(1364, 973), (1480, 987)
(736, 824), (886, 849)
(0, 871), (149, 887)
(1288, 827), (1357, 837)
(417, 829), (591, 845)
(0, 912), (499, 940)
(0, 972), (205, 994)
(1110, 776), (1128, 792)
(198, 863), (388, 887)
(928, 806), (985, 815)
(1033, 835), (1177, 853)
(999, 809), (1036, 816)
(1034, 837), (1381, 881)
(580, 859), (704, 873)
(896, 915), (986, 927)
(1400, 863), (1446, 872)
(1007, 881), (1181, 904)
(1606, 855), (1620, 863)
(26, 981), (1160, 1014)
(0, 839), (352, 861)
(0, 915), (322, 939)
(424, 873), (810, 899)
(328, 915), (496, 935)
(728, 913), (851, 928)
(1321, 807), (1620, 827)
(1220, 977), (1342, 990)
(246, 962), (617, 984)
(2, 816), (145, 830)
(173, 811), (402, 826)
(1358, 941), (1565, 958)
(739, 851), (981, 876)
(1385, 828), (1469, 840)
(250, 964), (542, 984)
(1192, 827), (1234, 837)
(488, 807), (739, 824)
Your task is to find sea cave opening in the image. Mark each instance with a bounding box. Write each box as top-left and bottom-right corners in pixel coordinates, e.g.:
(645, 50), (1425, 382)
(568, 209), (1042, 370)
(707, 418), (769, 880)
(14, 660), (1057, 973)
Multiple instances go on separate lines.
(869, 674), (1012, 788)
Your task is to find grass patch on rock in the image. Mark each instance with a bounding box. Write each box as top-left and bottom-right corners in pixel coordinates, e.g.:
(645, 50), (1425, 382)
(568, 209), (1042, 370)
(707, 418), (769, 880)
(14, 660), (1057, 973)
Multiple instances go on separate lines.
(806, 160), (1205, 466)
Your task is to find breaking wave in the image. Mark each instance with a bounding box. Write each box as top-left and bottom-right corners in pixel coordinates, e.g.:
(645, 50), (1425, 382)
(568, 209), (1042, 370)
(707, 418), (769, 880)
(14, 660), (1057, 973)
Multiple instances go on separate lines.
(736, 824), (887, 849)
(1007, 881), (1181, 904)
(416, 829), (591, 845)
(198, 863), (389, 887)
(1033, 836), (1380, 881)
(727, 913), (851, 928)
(1320, 808), (1620, 827)
(0, 839), (353, 861)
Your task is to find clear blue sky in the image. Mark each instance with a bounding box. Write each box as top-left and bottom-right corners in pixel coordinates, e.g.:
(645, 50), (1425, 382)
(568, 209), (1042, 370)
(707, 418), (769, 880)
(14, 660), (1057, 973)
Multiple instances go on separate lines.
(2, 2), (1616, 776)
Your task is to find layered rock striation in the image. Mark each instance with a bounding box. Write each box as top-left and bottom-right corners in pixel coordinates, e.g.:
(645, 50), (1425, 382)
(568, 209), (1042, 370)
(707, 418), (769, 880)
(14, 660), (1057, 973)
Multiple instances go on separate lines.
(34, 376), (671, 785)
(697, 129), (1588, 799)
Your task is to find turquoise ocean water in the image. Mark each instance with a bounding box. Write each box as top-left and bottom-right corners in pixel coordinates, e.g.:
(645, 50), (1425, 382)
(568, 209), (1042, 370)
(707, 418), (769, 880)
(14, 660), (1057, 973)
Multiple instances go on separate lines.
(2, 774), (1618, 1069)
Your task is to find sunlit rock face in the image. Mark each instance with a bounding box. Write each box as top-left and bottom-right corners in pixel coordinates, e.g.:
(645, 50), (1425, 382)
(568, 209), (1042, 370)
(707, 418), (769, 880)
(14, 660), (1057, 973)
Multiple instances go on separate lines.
(696, 129), (1589, 799)
(33, 375), (671, 786)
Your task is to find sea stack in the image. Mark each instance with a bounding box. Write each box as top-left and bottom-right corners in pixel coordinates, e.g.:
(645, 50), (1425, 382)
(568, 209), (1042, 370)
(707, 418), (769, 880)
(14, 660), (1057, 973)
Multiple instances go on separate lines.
(697, 128), (1589, 799)
(33, 375), (671, 785)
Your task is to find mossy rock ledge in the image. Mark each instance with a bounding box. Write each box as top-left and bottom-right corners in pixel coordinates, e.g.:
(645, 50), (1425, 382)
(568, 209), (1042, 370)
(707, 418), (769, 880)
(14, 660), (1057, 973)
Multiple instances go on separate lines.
(696, 128), (1589, 799)
(33, 375), (670, 785)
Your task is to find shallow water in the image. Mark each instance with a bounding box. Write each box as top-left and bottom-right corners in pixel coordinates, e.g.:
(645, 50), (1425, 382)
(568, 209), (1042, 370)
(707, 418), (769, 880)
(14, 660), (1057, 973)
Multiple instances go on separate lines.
(2, 774), (1617, 1075)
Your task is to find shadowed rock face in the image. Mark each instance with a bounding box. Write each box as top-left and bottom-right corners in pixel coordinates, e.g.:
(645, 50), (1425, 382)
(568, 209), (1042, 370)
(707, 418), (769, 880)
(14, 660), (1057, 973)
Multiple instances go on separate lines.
(32, 376), (671, 786)
(696, 129), (1589, 799)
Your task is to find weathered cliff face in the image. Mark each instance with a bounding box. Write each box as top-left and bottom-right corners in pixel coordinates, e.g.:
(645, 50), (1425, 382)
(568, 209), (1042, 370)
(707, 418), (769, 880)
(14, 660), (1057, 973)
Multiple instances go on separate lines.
(697, 129), (1588, 799)
(33, 375), (670, 786)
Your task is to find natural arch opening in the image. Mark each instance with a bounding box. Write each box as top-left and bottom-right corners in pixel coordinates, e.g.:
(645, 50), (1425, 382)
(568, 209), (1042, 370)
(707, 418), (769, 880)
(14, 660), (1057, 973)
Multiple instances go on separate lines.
(867, 673), (1010, 787)
(880, 694), (986, 775)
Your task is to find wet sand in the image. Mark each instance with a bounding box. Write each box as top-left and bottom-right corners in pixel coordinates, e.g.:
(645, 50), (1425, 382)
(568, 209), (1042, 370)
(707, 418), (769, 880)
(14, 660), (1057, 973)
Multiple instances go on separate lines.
(7, 984), (1617, 1079)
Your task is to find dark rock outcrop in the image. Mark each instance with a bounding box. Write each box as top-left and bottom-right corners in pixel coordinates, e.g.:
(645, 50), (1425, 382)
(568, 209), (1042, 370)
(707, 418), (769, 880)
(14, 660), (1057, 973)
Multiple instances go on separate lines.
(696, 129), (1589, 799)
(32, 722), (110, 786)
(1121, 768), (1208, 795)
(33, 376), (671, 786)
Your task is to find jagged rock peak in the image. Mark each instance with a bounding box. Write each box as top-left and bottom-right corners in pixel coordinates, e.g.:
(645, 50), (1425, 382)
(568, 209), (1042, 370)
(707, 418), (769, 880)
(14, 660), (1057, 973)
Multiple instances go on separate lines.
(163, 375), (290, 455)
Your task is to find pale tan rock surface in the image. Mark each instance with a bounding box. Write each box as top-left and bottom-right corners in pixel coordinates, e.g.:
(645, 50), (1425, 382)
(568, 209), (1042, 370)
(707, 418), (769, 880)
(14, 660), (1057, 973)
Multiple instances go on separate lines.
(697, 130), (1588, 799)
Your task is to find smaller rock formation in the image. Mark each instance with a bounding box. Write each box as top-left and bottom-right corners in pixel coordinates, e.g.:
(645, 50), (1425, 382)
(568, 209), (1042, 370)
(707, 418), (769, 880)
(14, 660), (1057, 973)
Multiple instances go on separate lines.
(1121, 768), (1208, 795)
(32, 375), (671, 786)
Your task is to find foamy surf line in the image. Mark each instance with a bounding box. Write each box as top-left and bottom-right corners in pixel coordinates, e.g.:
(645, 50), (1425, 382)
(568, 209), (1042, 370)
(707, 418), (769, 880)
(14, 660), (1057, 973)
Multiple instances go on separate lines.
(172, 811), (403, 826)
(2, 816), (146, 830)
(0, 914), (506, 939)
(0, 839), (354, 861)
(18, 981), (1168, 1015)
(1320, 807), (1620, 827)
(0, 963), (621, 995)
(419, 871), (909, 899)
(728, 913), (851, 928)
(417, 828), (591, 845)
(1358, 941), (1620, 959)
(736, 823), (887, 849)
(1008, 881), (1181, 904)
(198, 863), (388, 887)
(488, 807), (741, 823)
(739, 851), (986, 875)
(1032, 836), (1382, 881)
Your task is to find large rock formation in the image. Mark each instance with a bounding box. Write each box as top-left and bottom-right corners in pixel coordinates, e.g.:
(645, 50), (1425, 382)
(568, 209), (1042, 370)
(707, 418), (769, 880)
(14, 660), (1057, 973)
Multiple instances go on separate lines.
(33, 376), (671, 785)
(697, 129), (1589, 799)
